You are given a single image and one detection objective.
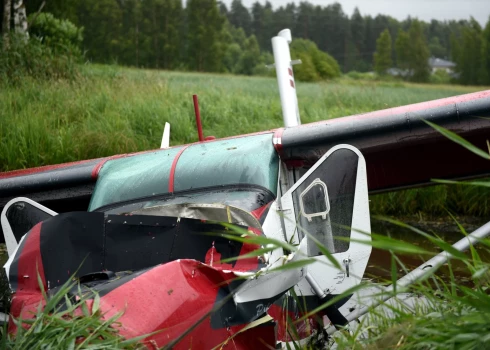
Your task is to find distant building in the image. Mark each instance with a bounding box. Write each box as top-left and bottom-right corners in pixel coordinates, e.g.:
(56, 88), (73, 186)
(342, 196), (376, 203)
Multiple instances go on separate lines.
(428, 57), (456, 74)
(386, 68), (410, 77)
(385, 57), (457, 78)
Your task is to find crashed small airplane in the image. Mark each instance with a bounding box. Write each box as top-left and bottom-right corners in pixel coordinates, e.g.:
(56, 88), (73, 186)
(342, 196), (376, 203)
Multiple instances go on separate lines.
(1, 29), (490, 348)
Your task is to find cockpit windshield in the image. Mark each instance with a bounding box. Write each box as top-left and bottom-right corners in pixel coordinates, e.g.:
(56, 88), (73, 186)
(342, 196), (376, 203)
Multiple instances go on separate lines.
(96, 184), (275, 219)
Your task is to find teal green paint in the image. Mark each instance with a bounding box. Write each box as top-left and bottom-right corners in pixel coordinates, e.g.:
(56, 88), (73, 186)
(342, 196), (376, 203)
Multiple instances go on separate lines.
(89, 133), (278, 211)
(174, 134), (278, 194)
(88, 146), (184, 210)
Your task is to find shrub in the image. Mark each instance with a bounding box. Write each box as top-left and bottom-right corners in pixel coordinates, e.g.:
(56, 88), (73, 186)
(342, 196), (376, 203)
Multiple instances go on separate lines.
(290, 39), (341, 82)
(0, 13), (84, 84)
(430, 69), (452, 85)
(28, 12), (84, 58)
(0, 35), (80, 84)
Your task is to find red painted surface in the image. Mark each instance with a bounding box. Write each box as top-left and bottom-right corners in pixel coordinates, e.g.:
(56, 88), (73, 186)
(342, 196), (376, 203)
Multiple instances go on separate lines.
(91, 154), (129, 180)
(0, 159), (97, 179)
(285, 159), (305, 169)
(193, 95), (204, 142)
(11, 258), (276, 349)
(268, 304), (324, 342)
(251, 203), (270, 220)
(273, 128), (284, 154)
(168, 145), (190, 193)
(9, 223), (47, 334)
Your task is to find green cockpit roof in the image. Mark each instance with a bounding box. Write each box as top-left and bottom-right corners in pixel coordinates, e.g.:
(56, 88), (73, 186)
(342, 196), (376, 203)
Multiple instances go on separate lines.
(88, 133), (279, 211)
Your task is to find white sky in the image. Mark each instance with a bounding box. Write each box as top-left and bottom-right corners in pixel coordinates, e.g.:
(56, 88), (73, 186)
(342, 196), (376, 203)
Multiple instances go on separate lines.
(224, 0), (490, 26)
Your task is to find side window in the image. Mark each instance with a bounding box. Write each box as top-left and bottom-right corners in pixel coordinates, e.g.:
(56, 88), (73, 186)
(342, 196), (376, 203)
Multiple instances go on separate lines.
(1, 198), (57, 256)
(291, 148), (359, 256)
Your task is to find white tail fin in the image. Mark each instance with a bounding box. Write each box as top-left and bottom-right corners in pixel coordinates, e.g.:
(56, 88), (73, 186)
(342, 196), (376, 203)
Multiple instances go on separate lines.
(161, 122), (170, 149)
(272, 29), (301, 128)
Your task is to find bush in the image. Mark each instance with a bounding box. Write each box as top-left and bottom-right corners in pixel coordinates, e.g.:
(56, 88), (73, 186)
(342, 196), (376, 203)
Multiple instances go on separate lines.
(430, 69), (452, 85)
(290, 39), (341, 82)
(28, 12), (84, 58)
(0, 13), (84, 84)
(0, 35), (81, 84)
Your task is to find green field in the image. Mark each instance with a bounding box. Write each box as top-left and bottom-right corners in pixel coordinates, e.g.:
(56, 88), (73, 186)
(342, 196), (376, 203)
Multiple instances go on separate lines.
(1, 65), (489, 216)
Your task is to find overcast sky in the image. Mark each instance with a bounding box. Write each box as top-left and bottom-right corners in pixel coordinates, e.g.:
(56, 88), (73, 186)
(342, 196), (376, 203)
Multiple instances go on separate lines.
(224, 0), (490, 26)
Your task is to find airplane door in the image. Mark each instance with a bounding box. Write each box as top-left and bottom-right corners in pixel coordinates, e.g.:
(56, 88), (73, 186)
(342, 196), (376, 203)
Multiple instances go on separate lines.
(1, 197), (57, 256)
(280, 144), (371, 298)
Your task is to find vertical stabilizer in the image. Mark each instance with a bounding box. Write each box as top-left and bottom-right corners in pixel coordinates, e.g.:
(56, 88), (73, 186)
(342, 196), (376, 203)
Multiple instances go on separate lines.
(272, 29), (301, 128)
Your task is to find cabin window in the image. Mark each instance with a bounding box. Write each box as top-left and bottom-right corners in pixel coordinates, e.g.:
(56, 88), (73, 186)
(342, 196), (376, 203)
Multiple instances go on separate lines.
(292, 149), (358, 256)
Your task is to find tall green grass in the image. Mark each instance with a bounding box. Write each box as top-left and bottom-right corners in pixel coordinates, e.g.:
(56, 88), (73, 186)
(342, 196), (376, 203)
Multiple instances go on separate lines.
(1, 278), (148, 349)
(0, 64), (482, 171)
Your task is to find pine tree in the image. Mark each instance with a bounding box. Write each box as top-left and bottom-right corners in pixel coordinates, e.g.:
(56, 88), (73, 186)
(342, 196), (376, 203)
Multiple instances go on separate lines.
(141, 0), (182, 69)
(187, 0), (225, 72)
(480, 17), (490, 84)
(77, 0), (123, 63)
(229, 0), (252, 36)
(271, 3), (296, 37)
(119, 0), (143, 66)
(408, 20), (430, 82)
(251, 1), (273, 51)
(454, 18), (482, 85)
(395, 29), (410, 71)
(373, 29), (392, 75)
(350, 8), (369, 71)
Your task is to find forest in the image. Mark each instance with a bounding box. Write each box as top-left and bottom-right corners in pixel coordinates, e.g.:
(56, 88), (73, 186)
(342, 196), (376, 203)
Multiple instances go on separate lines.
(2, 0), (490, 85)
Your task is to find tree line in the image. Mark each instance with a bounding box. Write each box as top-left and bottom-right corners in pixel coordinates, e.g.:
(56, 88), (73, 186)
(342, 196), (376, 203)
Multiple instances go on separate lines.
(1, 0), (489, 85)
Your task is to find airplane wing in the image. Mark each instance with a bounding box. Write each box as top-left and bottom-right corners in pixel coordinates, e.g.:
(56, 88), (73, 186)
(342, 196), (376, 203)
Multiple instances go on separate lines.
(274, 90), (490, 193)
(0, 158), (102, 213)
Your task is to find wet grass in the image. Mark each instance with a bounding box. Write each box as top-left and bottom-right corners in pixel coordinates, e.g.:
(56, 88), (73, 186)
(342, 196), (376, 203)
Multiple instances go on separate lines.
(0, 64), (482, 171)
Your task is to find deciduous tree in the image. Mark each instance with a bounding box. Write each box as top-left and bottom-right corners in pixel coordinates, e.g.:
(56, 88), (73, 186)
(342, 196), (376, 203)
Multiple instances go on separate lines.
(187, 0), (225, 72)
(13, 0), (28, 39)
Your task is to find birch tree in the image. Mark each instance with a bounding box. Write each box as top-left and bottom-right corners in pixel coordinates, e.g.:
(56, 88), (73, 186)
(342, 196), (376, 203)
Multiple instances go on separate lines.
(2, 0), (12, 48)
(13, 0), (28, 39)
